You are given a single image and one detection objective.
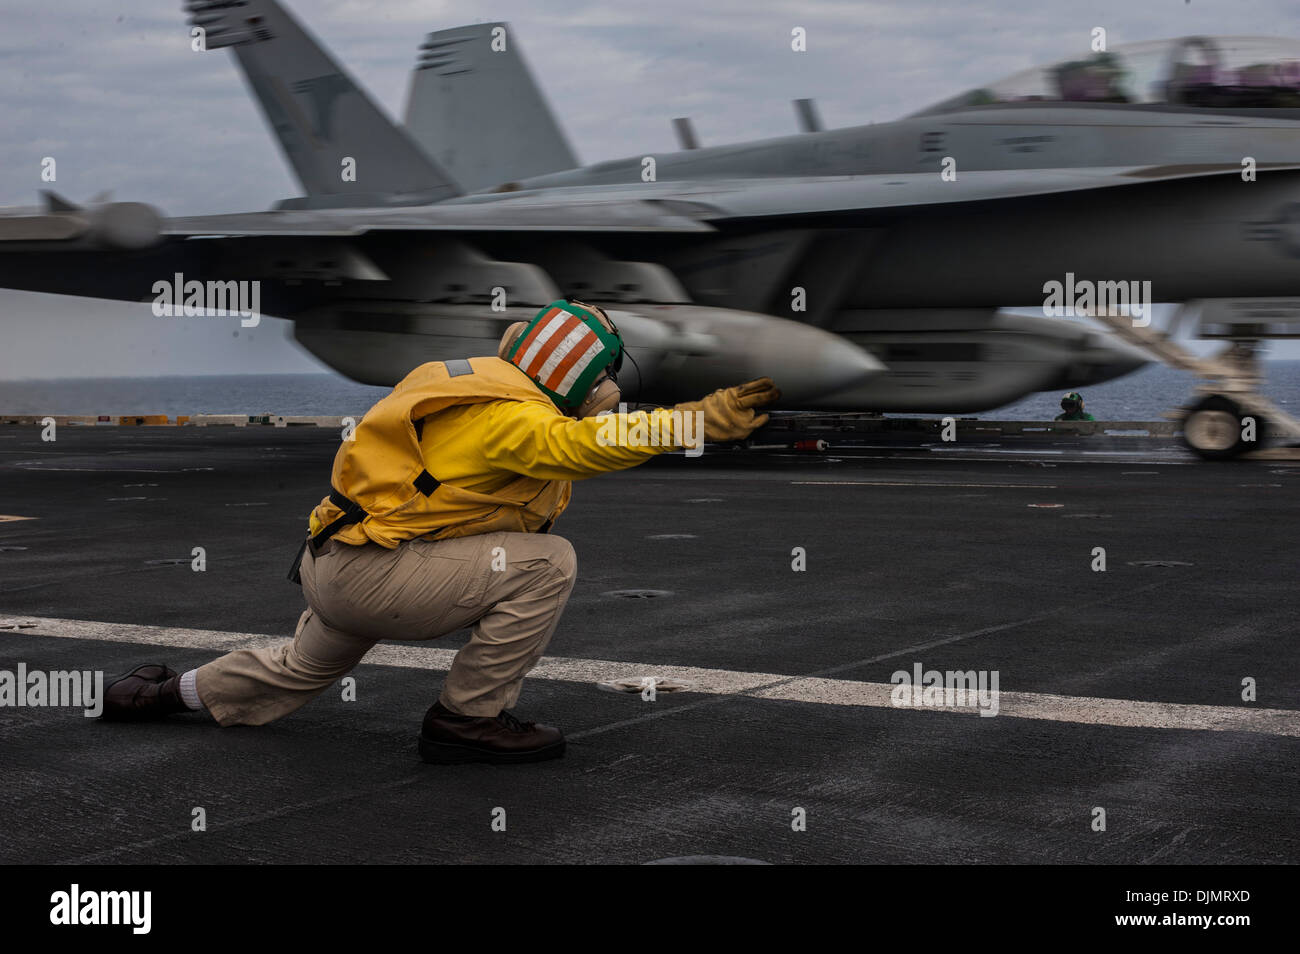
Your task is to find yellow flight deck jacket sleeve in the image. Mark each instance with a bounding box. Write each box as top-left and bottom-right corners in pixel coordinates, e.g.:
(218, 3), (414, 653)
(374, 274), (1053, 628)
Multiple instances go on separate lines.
(422, 399), (690, 489)
(308, 357), (700, 547)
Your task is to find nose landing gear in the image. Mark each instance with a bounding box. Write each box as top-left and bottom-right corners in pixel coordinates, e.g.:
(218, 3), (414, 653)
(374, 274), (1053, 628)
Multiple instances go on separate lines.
(1181, 394), (1266, 461)
(1088, 301), (1300, 461)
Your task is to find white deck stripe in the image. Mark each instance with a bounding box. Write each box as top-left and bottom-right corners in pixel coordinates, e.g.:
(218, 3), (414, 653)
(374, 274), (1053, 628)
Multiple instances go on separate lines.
(3, 615), (1296, 737)
(792, 481), (1059, 489)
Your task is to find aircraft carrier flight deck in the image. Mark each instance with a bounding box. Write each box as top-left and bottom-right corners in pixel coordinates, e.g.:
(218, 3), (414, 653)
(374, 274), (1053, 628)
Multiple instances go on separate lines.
(0, 422), (1295, 865)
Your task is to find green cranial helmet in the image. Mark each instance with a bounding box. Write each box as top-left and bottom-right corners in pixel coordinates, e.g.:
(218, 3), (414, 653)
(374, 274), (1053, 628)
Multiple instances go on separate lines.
(1061, 391), (1084, 412)
(503, 300), (624, 412)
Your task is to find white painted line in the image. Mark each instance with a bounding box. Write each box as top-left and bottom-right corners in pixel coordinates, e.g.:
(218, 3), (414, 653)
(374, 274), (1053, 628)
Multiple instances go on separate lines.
(791, 480), (1059, 489)
(907, 452), (1192, 466)
(3, 615), (1297, 738)
(932, 447), (1066, 455)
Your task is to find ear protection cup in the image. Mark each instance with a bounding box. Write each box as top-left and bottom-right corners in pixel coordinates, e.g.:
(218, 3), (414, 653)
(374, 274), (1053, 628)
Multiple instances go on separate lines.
(497, 321), (528, 360)
(575, 375), (621, 418)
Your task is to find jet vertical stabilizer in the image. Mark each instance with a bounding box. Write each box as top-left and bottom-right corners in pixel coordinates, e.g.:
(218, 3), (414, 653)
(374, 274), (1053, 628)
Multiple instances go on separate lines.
(185, 0), (461, 208)
(403, 22), (579, 192)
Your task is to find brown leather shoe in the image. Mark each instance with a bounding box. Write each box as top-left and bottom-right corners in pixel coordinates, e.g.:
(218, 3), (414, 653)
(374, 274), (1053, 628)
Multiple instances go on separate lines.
(100, 664), (188, 722)
(419, 701), (565, 764)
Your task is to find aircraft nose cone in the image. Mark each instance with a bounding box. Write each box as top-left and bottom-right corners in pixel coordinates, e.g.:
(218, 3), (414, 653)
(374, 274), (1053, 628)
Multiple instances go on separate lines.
(610, 305), (886, 404)
(812, 337), (887, 395)
(747, 326), (885, 403)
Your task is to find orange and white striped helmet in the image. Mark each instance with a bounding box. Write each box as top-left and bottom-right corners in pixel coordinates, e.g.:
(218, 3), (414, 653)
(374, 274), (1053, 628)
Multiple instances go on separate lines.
(500, 300), (624, 413)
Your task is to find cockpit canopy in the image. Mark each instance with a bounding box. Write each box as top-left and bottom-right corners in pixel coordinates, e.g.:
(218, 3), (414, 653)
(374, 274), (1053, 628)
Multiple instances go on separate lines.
(912, 36), (1300, 116)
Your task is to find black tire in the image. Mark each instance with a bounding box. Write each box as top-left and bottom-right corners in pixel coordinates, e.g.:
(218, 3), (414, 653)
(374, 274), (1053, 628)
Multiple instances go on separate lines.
(1180, 395), (1267, 460)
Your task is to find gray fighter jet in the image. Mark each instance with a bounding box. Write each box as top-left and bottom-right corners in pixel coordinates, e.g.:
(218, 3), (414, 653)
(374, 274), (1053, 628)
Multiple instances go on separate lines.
(4, 4), (1300, 443)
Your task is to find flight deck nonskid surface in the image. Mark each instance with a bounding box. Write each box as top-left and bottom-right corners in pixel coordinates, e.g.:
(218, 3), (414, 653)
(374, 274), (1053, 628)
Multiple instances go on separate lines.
(0, 425), (1295, 864)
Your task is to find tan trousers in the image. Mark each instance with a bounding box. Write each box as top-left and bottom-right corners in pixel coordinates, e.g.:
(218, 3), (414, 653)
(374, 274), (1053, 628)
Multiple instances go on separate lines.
(194, 531), (577, 726)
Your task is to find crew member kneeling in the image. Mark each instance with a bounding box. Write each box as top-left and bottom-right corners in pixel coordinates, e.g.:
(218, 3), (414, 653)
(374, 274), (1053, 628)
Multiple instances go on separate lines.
(99, 301), (779, 764)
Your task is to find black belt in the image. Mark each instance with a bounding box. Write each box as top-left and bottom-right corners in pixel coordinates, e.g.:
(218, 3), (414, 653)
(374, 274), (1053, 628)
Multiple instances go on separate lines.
(287, 465), (445, 585)
(287, 490), (368, 584)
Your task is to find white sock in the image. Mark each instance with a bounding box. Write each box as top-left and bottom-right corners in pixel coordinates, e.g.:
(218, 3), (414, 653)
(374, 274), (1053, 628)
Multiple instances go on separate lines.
(179, 669), (205, 711)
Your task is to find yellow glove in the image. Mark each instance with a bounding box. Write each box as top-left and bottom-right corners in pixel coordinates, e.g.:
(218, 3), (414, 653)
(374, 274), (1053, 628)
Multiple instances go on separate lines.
(673, 377), (781, 443)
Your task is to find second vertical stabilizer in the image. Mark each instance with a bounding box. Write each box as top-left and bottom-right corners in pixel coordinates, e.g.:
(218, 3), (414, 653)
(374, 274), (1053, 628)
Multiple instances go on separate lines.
(403, 23), (579, 193)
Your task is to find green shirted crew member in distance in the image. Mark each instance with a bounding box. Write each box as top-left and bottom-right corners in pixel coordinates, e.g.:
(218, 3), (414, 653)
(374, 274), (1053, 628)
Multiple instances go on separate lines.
(1055, 391), (1096, 421)
(97, 300), (781, 765)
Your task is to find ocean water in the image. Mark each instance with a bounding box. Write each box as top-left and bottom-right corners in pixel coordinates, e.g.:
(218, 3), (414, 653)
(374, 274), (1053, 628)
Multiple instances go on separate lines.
(973, 360), (1300, 421)
(0, 374), (391, 419)
(1, 362), (1299, 421)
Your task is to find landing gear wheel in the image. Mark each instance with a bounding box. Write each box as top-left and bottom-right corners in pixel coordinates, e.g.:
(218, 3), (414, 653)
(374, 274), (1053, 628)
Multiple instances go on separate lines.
(1181, 395), (1266, 460)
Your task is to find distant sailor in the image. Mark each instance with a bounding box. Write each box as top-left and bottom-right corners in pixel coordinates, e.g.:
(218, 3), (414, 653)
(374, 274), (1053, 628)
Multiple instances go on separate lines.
(98, 301), (779, 764)
(1055, 391), (1096, 422)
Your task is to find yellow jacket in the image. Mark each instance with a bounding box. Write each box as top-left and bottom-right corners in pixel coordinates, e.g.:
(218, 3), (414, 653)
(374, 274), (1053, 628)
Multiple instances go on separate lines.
(308, 356), (684, 547)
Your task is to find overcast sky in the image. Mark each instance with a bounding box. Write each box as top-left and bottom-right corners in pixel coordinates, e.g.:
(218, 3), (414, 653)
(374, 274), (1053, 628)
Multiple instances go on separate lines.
(2, 0), (1298, 378)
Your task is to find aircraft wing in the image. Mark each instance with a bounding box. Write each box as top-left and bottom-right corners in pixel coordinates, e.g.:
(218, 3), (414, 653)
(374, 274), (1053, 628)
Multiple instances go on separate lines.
(3, 162), (1297, 248)
(160, 198), (719, 236)
(672, 162), (1300, 219)
(0, 195), (718, 249)
(158, 161), (1300, 237)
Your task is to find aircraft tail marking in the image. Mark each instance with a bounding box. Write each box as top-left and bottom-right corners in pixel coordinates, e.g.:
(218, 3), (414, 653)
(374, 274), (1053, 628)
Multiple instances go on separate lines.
(185, 0), (461, 206)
